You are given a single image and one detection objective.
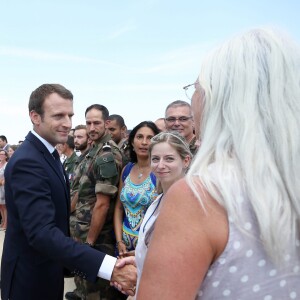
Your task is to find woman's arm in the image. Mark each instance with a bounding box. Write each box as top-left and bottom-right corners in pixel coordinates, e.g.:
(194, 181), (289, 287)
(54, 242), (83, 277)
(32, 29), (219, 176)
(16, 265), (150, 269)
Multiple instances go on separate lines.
(137, 178), (228, 300)
(114, 167), (127, 255)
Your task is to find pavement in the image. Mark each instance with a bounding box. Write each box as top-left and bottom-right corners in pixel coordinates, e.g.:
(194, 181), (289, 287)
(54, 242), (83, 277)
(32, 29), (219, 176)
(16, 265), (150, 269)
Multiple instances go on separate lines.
(0, 229), (76, 299)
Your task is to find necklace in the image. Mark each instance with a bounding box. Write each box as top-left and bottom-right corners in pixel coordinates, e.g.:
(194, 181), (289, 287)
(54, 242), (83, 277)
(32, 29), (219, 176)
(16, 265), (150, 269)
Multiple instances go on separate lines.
(137, 164), (144, 179)
(137, 164), (150, 179)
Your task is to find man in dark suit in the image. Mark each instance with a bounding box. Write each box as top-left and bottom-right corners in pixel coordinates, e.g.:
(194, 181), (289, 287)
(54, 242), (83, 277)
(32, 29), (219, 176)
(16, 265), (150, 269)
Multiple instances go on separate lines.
(1, 84), (136, 300)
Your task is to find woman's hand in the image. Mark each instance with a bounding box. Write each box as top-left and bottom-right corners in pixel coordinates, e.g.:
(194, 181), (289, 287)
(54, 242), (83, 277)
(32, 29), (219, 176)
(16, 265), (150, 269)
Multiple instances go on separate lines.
(117, 240), (127, 256)
(119, 250), (135, 258)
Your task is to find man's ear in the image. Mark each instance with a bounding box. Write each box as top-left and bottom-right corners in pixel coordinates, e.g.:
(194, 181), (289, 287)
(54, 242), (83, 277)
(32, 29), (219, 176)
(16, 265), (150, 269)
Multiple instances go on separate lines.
(104, 120), (110, 129)
(121, 125), (128, 138)
(29, 110), (41, 126)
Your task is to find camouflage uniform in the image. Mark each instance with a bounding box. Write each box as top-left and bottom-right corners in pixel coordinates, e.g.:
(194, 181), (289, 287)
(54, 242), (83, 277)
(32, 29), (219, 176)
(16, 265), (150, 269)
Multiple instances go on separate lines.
(63, 151), (78, 185)
(70, 149), (89, 193)
(69, 149), (89, 237)
(118, 138), (130, 166)
(189, 135), (200, 156)
(71, 134), (125, 300)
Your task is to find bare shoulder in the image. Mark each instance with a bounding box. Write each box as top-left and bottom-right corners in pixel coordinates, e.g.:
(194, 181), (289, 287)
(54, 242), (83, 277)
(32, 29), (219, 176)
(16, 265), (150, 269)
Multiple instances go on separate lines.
(138, 177), (229, 299)
(162, 177), (229, 261)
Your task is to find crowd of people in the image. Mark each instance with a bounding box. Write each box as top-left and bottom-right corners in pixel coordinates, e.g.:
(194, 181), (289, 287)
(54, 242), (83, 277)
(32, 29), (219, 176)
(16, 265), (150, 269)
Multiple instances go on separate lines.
(0, 136), (22, 231)
(1, 27), (300, 300)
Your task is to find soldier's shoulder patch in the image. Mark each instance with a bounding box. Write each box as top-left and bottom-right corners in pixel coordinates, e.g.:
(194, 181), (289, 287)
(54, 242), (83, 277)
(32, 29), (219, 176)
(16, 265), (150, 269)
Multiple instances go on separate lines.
(94, 153), (118, 179)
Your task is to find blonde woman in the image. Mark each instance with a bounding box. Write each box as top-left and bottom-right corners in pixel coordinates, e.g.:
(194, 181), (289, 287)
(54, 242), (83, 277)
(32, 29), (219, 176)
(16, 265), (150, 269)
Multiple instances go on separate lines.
(112, 131), (192, 297)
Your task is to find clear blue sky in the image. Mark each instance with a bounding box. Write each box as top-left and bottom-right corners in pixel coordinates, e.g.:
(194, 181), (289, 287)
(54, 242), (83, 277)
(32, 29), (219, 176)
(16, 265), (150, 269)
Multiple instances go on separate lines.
(0, 0), (299, 143)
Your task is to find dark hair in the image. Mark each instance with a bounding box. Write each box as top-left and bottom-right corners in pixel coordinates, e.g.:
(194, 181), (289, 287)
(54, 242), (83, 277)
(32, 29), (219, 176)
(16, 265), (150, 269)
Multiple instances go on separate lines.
(85, 104), (109, 120)
(0, 149), (9, 162)
(108, 114), (126, 127)
(66, 135), (75, 149)
(8, 144), (18, 151)
(0, 135), (7, 143)
(128, 121), (160, 162)
(28, 84), (73, 117)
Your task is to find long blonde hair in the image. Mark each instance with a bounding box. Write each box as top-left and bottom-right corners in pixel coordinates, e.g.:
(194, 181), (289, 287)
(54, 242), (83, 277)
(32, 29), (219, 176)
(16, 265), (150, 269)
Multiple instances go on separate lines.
(186, 28), (300, 263)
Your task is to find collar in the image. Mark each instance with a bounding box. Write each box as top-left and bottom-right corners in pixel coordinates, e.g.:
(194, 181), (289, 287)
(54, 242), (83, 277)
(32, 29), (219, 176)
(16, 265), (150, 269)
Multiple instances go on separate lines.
(31, 130), (55, 154)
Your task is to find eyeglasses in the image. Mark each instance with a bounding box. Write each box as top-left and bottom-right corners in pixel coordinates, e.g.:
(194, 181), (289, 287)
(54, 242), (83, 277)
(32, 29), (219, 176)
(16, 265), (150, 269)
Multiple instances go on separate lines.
(183, 81), (198, 100)
(165, 116), (193, 124)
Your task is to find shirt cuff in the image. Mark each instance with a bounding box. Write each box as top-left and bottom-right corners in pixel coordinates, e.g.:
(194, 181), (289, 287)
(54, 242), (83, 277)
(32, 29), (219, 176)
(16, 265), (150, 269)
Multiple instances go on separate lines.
(98, 255), (117, 281)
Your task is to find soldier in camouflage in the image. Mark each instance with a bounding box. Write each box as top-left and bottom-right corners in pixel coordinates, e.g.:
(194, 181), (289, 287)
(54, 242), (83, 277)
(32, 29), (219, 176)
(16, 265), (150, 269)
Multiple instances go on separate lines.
(67, 105), (125, 300)
(59, 135), (78, 184)
(188, 135), (201, 156)
(69, 125), (90, 213)
(107, 114), (130, 165)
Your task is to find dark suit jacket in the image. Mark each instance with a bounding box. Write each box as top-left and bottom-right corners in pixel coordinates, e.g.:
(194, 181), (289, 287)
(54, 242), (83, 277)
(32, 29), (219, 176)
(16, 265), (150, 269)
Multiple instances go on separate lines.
(1, 132), (106, 300)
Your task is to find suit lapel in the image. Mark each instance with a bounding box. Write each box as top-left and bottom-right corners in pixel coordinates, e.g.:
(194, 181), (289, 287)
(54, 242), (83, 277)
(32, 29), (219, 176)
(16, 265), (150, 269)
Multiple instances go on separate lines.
(25, 132), (70, 203)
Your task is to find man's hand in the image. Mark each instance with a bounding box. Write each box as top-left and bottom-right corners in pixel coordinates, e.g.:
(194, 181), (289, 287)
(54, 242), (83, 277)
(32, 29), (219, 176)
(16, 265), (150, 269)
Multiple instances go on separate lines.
(111, 257), (137, 296)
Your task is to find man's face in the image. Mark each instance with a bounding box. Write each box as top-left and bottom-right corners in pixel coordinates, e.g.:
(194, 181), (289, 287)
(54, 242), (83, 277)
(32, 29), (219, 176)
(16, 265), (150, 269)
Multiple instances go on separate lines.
(85, 108), (106, 142)
(74, 128), (88, 151)
(107, 120), (123, 144)
(0, 139), (5, 148)
(30, 93), (74, 146)
(165, 106), (194, 142)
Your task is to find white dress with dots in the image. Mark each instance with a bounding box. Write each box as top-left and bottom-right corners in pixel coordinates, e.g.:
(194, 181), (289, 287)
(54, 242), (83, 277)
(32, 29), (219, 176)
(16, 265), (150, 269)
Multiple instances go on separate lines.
(198, 166), (300, 299)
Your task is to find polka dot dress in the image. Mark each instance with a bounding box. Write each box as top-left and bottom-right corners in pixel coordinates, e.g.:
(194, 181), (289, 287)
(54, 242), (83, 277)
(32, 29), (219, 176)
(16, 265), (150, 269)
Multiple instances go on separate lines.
(197, 197), (300, 299)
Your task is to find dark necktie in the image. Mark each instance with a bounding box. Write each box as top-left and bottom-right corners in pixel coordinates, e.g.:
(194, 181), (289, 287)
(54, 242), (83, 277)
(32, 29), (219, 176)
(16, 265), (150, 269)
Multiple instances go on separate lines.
(52, 149), (65, 178)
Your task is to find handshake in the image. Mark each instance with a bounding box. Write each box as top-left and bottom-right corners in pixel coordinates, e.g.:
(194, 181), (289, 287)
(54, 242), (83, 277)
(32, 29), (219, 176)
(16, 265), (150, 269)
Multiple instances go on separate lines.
(111, 254), (137, 297)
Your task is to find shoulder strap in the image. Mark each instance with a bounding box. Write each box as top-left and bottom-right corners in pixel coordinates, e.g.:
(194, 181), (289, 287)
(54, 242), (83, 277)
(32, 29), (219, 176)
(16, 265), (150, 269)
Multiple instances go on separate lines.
(150, 172), (156, 186)
(122, 162), (134, 182)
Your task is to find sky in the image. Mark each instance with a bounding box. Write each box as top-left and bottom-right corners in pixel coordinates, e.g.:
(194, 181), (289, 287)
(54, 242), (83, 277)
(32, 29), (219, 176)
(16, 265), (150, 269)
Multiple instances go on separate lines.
(0, 0), (299, 144)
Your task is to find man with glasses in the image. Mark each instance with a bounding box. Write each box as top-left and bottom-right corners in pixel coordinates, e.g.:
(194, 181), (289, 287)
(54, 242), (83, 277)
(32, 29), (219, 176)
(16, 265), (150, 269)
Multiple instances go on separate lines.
(164, 100), (200, 155)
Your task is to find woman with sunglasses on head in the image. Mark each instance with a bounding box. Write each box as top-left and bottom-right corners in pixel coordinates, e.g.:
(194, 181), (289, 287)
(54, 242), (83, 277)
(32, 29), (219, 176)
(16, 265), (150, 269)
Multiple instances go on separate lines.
(0, 149), (9, 230)
(137, 28), (300, 299)
(112, 131), (192, 298)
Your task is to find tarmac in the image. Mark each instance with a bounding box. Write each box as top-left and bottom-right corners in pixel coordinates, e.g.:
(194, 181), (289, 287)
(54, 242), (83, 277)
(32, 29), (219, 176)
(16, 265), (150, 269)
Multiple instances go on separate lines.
(0, 229), (76, 299)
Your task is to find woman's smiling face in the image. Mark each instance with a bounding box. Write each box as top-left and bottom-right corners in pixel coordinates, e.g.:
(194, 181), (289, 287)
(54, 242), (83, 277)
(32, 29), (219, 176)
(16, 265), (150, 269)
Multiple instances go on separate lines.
(151, 142), (188, 185)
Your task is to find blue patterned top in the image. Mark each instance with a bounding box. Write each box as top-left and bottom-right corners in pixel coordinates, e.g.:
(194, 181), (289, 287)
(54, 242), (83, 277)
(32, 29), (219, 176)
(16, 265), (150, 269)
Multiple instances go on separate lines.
(120, 172), (157, 250)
